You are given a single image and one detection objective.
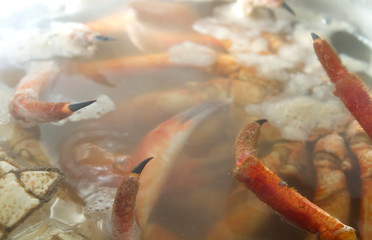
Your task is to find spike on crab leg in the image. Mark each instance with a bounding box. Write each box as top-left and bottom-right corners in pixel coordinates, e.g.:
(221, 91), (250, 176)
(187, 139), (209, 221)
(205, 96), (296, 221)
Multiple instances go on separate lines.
(312, 33), (372, 140)
(233, 120), (357, 240)
(112, 157), (153, 240)
(9, 61), (96, 127)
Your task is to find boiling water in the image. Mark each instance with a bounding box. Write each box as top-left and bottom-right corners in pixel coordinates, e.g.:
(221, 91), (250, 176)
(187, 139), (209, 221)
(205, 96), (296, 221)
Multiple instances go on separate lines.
(0, 0), (371, 239)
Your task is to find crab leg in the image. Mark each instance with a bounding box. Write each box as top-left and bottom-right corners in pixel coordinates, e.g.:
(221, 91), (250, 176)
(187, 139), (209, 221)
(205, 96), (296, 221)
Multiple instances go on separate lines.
(6, 21), (116, 126)
(112, 157), (152, 240)
(9, 61), (96, 127)
(72, 50), (282, 86)
(87, 1), (225, 52)
(305, 133), (352, 240)
(233, 120), (357, 240)
(111, 101), (227, 239)
(131, 100), (228, 228)
(346, 120), (372, 240)
(207, 138), (310, 239)
(312, 33), (372, 140)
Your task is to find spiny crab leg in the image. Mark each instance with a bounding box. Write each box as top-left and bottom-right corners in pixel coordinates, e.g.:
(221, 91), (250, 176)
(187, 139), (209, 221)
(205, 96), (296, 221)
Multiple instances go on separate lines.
(346, 120), (372, 240)
(112, 157), (153, 240)
(5, 21), (115, 126)
(9, 61), (96, 127)
(305, 132), (352, 240)
(312, 33), (372, 140)
(233, 120), (357, 240)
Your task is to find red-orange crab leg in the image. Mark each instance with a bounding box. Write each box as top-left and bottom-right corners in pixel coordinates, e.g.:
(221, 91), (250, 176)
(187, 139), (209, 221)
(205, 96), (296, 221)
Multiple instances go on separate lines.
(112, 157), (152, 240)
(131, 100), (228, 228)
(233, 120), (357, 240)
(305, 133), (352, 240)
(206, 138), (311, 240)
(346, 120), (372, 240)
(312, 33), (372, 140)
(9, 62), (96, 127)
(87, 1), (226, 52)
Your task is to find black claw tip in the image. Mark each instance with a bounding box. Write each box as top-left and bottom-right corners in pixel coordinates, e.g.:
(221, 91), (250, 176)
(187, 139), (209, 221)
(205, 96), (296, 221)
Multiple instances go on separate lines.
(311, 33), (320, 41)
(282, 1), (295, 15)
(255, 119), (267, 125)
(68, 100), (96, 112)
(94, 35), (116, 42)
(131, 157), (153, 174)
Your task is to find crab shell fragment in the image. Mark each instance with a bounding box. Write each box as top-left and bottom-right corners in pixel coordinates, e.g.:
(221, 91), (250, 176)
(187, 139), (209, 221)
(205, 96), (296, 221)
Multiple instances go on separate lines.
(0, 154), (63, 240)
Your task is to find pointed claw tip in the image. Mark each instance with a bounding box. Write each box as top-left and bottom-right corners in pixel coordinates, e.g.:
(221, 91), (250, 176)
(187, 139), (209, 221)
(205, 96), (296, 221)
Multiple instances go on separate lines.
(94, 35), (116, 42)
(311, 33), (320, 41)
(282, 1), (295, 15)
(68, 100), (96, 112)
(131, 157), (153, 174)
(256, 119), (267, 125)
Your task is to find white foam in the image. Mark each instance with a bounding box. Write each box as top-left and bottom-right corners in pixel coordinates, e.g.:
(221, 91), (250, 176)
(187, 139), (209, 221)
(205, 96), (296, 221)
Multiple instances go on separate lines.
(169, 41), (217, 67)
(83, 187), (116, 238)
(0, 82), (12, 125)
(193, 2), (366, 140)
(246, 96), (350, 140)
(1, 21), (97, 68)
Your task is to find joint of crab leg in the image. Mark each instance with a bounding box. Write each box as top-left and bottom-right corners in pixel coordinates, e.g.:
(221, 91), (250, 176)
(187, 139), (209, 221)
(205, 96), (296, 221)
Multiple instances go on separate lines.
(233, 121), (357, 240)
(312, 33), (372, 140)
(112, 157), (153, 240)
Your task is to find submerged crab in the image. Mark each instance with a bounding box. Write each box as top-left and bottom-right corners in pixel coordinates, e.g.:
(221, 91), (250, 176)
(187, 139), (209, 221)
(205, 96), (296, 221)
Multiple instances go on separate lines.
(1, 0), (372, 240)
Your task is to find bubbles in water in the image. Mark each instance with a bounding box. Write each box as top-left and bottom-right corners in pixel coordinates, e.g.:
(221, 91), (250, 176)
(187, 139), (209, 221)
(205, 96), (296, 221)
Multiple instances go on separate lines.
(83, 187), (116, 237)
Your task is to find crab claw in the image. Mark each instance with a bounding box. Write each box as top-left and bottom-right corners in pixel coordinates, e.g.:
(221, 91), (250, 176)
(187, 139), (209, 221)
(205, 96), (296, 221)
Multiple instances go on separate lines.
(112, 157), (153, 240)
(312, 33), (372, 140)
(233, 120), (357, 240)
(9, 61), (96, 127)
(131, 100), (229, 228)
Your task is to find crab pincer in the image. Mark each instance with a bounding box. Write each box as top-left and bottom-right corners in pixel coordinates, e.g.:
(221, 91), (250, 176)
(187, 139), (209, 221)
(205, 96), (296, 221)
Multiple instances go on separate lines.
(233, 120), (357, 240)
(9, 61), (96, 127)
(112, 157), (153, 240)
(312, 33), (372, 140)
